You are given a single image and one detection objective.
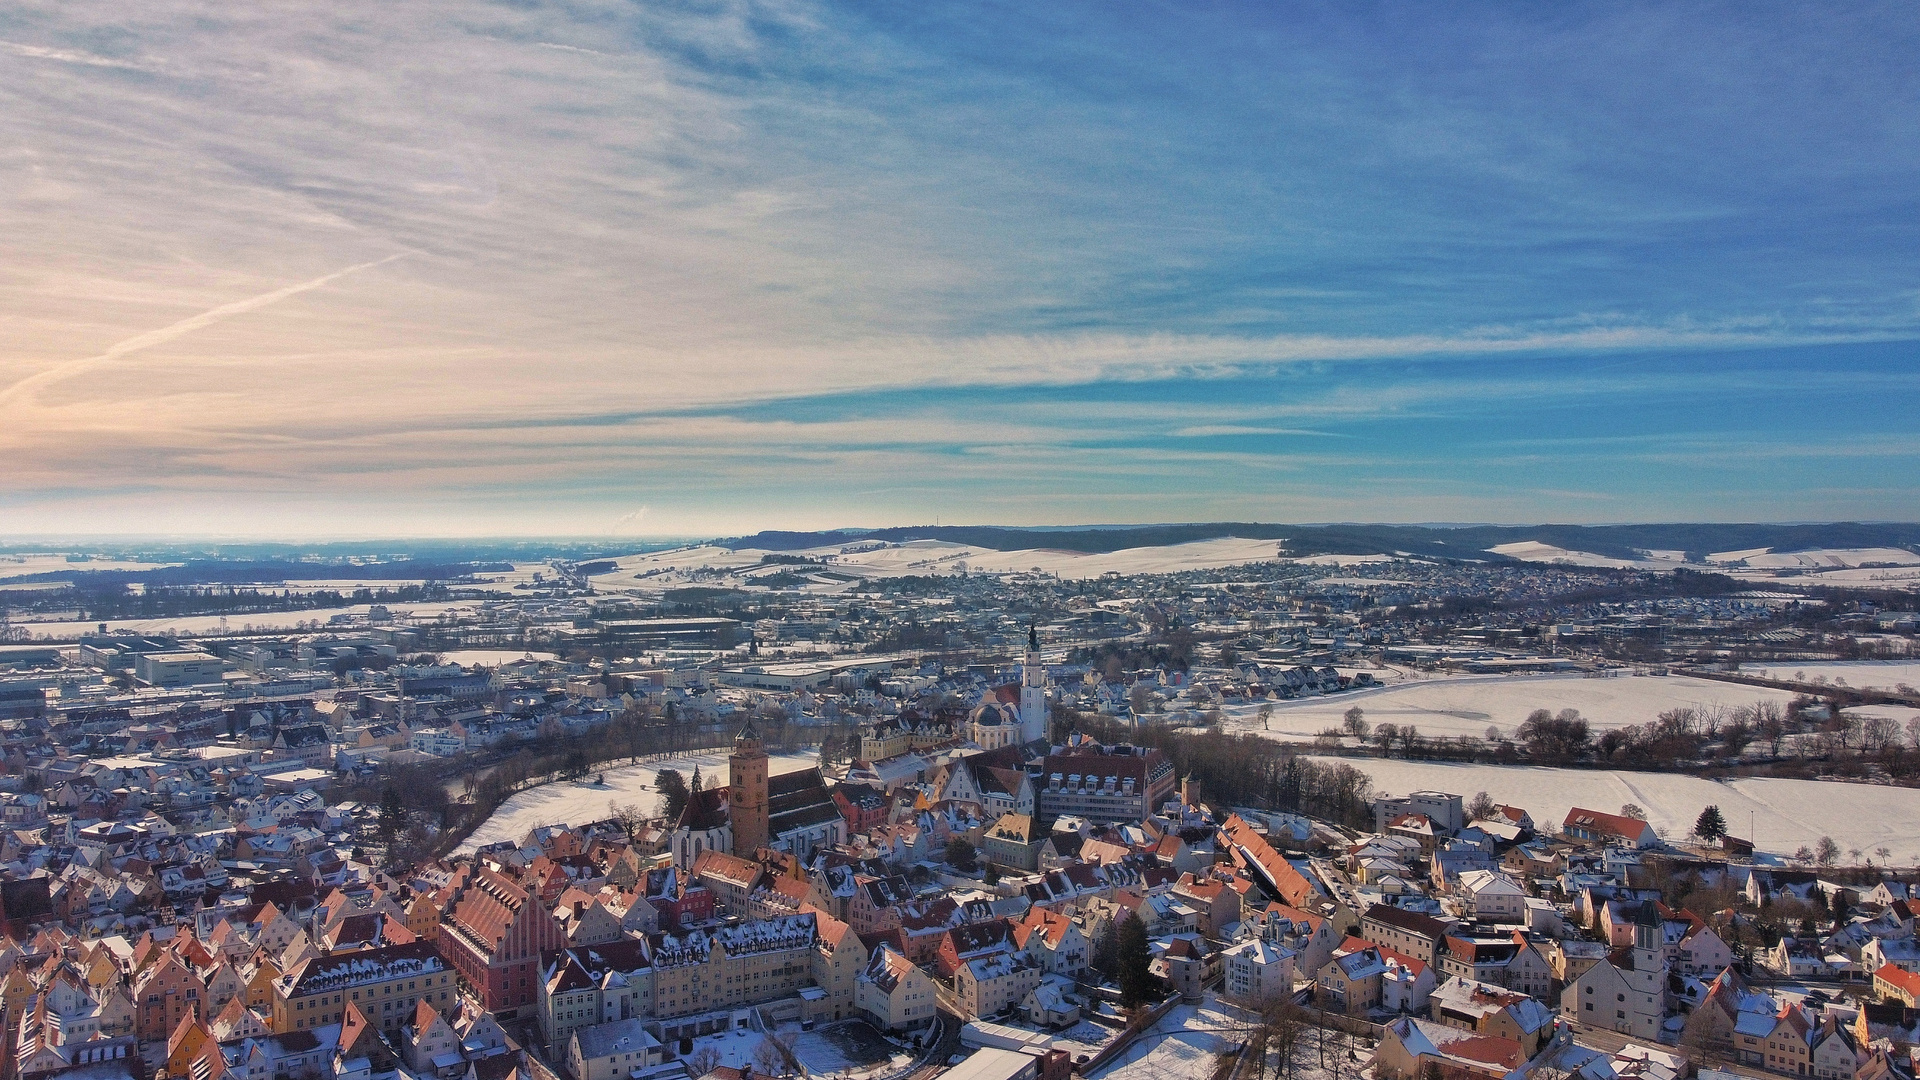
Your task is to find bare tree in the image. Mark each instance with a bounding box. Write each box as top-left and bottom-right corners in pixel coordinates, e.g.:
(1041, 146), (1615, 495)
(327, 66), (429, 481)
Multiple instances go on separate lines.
(1863, 715), (1898, 752)
(685, 1047), (722, 1078)
(1260, 1000), (1304, 1080)
(752, 1035), (792, 1076)
(1680, 999), (1733, 1066)
(1373, 723), (1399, 756)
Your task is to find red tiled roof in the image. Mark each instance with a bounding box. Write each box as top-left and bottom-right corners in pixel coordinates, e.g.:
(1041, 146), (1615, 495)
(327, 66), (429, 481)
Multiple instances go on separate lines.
(1562, 807), (1655, 841)
(1013, 907), (1074, 950)
(1877, 964), (1920, 998)
(1220, 815), (1317, 908)
(446, 866), (535, 957)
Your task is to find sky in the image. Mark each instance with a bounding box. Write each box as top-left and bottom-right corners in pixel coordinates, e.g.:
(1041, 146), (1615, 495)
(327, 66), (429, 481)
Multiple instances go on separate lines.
(2, 2), (1918, 539)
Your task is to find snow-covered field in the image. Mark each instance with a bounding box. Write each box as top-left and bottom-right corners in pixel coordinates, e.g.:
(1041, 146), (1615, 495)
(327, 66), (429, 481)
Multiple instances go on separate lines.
(588, 537), (1303, 591)
(961, 537), (1289, 579)
(1089, 997), (1256, 1080)
(455, 750), (819, 853)
(15, 601), (480, 639)
(1734, 566), (1920, 586)
(1487, 542), (1687, 570)
(1742, 661), (1920, 692)
(1316, 755), (1920, 862)
(442, 650), (559, 667)
(0, 554), (182, 579)
(1219, 672), (1798, 742)
(1484, 543), (1920, 579)
(1729, 547), (1920, 569)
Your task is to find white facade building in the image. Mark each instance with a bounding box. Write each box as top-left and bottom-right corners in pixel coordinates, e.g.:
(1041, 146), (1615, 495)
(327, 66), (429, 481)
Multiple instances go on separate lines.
(1223, 938), (1296, 1006)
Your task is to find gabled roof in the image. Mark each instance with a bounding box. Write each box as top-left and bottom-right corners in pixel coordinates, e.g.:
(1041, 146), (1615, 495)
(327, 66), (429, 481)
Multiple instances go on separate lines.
(862, 943), (916, 993)
(1877, 963), (1920, 998)
(1219, 815), (1317, 908)
(1384, 1016), (1526, 1073)
(1011, 907), (1075, 951)
(1364, 903), (1452, 939)
(677, 787), (730, 831)
(1562, 807), (1656, 842)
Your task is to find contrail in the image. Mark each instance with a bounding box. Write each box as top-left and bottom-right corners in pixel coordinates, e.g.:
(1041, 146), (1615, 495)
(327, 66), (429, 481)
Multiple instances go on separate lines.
(0, 253), (406, 415)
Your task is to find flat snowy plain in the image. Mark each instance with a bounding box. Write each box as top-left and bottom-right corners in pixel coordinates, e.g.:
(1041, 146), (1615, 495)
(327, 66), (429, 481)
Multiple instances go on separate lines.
(1317, 755), (1920, 862)
(1743, 661), (1920, 691)
(455, 749), (818, 853)
(1219, 671), (1801, 742)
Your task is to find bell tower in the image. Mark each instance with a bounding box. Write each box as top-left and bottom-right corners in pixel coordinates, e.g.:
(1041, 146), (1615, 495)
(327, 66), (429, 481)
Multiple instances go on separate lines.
(1020, 623), (1048, 744)
(729, 721), (770, 856)
(1632, 899), (1662, 960)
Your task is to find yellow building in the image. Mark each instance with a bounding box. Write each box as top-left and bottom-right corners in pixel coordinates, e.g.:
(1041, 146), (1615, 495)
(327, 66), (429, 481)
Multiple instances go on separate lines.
(273, 942), (454, 1034)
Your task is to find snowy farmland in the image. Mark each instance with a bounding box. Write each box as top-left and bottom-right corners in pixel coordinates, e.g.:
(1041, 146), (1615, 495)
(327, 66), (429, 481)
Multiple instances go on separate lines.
(1741, 661), (1920, 693)
(1219, 671), (1800, 742)
(1316, 755), (1920, 862)
(455, 749), (819, 853)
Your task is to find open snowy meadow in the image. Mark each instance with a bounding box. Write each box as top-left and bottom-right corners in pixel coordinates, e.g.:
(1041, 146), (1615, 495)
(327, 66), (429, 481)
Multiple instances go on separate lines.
(1316, 755), (1920, 862)
(1219, 671), (1800, 742)
(455, 749), (819, 853)
(1740, 661), (1920, 692)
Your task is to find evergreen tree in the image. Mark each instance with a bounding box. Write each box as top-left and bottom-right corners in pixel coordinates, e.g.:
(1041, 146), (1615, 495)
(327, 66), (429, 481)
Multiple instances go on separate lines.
(944, 837), (978, 872)
(657, 769), (690, 823)
(983, 862), (1000, 886)
(378, 787), (404, 848)
(1117, 911), (1156, 1009)
(690, 766), (703, 793)
(1694, 805), (1728, 844)
(1091, 919), (1122, 979)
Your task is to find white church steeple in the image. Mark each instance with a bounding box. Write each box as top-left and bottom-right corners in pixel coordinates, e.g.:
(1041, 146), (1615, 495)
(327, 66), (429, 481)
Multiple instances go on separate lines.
(1020, 622), (1048, 743)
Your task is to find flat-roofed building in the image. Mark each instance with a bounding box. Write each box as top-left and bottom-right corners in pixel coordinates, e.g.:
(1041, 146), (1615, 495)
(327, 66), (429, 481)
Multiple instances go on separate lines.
(135, 652), (225, 687)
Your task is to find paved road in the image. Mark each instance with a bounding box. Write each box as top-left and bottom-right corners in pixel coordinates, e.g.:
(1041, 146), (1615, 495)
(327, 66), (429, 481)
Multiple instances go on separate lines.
(901, 1008), (965, 1080)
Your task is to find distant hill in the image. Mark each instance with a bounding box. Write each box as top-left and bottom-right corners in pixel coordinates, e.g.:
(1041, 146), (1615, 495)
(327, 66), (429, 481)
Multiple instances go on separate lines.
(717, 522), (1920, 561)
(0, 559), (513, 587)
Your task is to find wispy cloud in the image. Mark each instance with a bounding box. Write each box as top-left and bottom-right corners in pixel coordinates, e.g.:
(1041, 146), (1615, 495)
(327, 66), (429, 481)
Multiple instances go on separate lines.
(0, 39), (158, 72)
(0, 255), (404, 418)
(1, 2), (1917, 534)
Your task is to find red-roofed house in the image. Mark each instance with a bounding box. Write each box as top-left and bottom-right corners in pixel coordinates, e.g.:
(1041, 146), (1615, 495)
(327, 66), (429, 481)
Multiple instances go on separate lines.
(1010, 907), (1087, 976)
(1561, 808), (1658, 849)
(1876, 963), (1920, 1007)
(1219, 815), (1319, 909)
(1376, 1016), (1525, 1080)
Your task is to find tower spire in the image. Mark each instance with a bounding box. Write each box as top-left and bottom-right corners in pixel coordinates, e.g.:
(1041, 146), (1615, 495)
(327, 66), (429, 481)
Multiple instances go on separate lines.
(1019, 622), (1047, 743)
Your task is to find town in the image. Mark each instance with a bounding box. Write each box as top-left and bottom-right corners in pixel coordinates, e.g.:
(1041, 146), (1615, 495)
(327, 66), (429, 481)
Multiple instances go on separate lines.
(0, 534), (1917, 1080)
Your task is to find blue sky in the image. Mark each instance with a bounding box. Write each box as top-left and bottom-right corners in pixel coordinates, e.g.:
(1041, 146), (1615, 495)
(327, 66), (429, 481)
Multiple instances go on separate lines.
(0, 2), (1916, 536)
